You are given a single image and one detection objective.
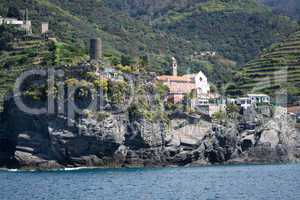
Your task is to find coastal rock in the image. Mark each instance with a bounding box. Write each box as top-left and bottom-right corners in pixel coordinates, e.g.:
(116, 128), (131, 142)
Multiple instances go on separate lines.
(241, 132), (255, 151)
(114, 145), (128, 164)
(259, 129), (279, 148)
(125, 119), (165, 149)
(14, 151), (62, 169)
(1, 93), (300, 169)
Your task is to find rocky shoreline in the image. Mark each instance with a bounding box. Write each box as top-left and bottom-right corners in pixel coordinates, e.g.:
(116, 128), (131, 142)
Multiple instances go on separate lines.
(1, 94), (300, 170)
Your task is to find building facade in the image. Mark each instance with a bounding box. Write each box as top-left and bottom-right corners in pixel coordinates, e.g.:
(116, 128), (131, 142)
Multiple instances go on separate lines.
(157, 57), (210, 103)
(247, 94), (271, 104)
(0, 16), (32, 33)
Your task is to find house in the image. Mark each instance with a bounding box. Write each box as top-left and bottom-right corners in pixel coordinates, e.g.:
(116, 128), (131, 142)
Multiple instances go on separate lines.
(98, 67), (124, 81)
(236, 97), (253, 110)
(157, 57), (210, 103)
(195, 96), (226, 116)
(41, 22), (49, 34)
(0, 15), (32, 33)
(191, 51), (217, 59)
(157, 75), (197, 103)
(0, 17), (23, 25)
(247, 94), (271, 104)
(182, 71), (210, 96)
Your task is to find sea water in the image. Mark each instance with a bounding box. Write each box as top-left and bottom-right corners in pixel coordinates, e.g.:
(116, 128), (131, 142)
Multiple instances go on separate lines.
(0, 164), (300, 200)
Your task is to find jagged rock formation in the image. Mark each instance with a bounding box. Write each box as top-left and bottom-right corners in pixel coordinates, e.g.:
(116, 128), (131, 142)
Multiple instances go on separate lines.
(1, 96), (299, 170)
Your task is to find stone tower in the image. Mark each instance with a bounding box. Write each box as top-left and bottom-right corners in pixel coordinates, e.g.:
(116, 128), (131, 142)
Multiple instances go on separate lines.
(172, 57), (177, 76)
(89, 38), (102, 61)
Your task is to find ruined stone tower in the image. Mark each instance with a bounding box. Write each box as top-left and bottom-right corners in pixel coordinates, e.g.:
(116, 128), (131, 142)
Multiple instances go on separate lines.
(89, 38), (102, 61)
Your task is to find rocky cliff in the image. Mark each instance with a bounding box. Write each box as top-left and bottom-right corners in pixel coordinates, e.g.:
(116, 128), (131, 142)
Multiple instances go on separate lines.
(0, 62), (299, 169)
(1, 96), (299, 169)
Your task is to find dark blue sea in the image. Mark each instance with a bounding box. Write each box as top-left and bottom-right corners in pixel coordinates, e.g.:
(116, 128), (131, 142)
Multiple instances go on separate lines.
(1, 164), (300, 200)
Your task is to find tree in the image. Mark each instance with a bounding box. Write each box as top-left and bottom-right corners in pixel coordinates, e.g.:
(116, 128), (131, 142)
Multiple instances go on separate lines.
(226, 103), (240, 119)
(108, 80), (128, 105)
(121, 55), (133, 66)
(139, 55), (148, 68)
(212, 110), (226, 124)
(111, 57), (120, 66)
(7, 6), (23, 19)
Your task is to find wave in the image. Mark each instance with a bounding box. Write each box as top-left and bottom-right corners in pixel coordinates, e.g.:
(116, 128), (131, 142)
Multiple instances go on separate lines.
(0, 168), (36, 172)
(55, 167), (99, 171)
(0, 167), (100, 172)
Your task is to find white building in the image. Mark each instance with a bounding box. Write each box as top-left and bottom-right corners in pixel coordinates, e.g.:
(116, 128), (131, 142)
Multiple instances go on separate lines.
(0, 16), (32, 33)
(247, 94), (271, 104)
(41, 22), (49, 34)
(157, 57), (211, 103)
(236, 97), (253, 110)
(182, 71), (210, 96)
(1, 17), (23, 25)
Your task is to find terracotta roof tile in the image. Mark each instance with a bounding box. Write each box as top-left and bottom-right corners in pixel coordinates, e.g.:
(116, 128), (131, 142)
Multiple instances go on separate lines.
(157, 75), (193, 82)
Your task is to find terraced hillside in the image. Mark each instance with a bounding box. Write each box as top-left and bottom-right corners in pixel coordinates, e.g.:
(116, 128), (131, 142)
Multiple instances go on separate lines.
(0, 27), (86, 110)
(238, 31), (300, 97)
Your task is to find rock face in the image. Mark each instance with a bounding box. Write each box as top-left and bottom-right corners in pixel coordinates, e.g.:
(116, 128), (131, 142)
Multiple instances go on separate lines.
(0, 98), (300, 169)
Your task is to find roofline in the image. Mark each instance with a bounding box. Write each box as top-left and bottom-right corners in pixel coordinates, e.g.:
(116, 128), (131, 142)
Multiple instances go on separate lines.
(247, 94), (270, 97)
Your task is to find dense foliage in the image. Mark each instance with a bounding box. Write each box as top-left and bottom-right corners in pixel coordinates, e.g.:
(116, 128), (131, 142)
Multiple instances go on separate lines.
(259, 0), (300, 21)
(235, 30), (300, 101)
(0, 0), (298, 77)
(1, 0), (300, 107)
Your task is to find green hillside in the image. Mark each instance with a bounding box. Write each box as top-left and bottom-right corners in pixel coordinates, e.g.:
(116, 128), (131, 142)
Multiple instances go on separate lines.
(237, 30), (300, 98)
(1, 0), (298, 67)
(259, 0), (300, 21)
(106, 0), (299, 64)
(0, 0), (199, 75)
(0, 26), (86, 109)
(1, 0), (300, 106)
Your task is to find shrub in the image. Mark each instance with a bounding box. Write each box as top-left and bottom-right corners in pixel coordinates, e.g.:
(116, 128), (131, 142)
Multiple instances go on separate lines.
(96, 111), (110, 122)
(108, 80), (128, 105)
(212, 110), (226, 123)
(93, 79), (109, 93)
(154, 82), (169, 99)
(121, 55), (134, 66)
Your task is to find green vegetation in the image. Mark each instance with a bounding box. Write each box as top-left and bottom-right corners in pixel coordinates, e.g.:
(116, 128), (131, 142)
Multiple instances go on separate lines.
(93, 79), (109, 93)
(107, 80), (128, 105)
(237, 30), (300, 99)
(212, 110), (227, 124)
(96, 111), (111, 122)
(53, 42), (87, 65)
(259, 0), (300, 21)
(1, 0), (300, 108)
(0, 26), (86, 109)
(108, 0), (298, 64)
(1, 0), (298, 80)
(198, 0), (269, 13)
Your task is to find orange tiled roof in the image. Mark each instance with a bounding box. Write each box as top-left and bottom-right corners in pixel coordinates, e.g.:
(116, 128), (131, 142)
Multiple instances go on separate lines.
(182, 74), (197, 79)
(168, 82), (196, 94)
(157, 75), (193, 82)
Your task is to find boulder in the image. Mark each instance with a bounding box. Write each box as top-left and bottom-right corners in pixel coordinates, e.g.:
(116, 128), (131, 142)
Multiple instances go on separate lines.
(259, 129), (279, 148)
(114, 145), (128, 164)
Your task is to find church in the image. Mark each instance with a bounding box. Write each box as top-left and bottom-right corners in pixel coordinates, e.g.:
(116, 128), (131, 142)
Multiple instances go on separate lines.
(157, 57), (210, 103)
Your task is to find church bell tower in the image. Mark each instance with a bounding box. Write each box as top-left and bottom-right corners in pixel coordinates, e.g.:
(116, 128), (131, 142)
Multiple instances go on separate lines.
(172, 57), (177, 76)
